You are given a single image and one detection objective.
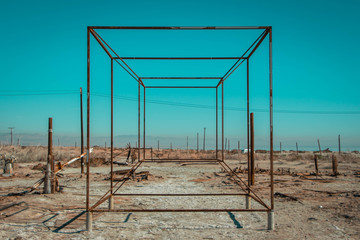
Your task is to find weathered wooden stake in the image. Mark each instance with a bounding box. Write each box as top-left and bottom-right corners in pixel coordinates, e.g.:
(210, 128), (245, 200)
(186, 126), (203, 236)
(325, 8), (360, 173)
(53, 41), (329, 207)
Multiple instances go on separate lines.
(317, 139), (322, 154)
(332, 154), (338, 175)
(314, 154), (319, 176)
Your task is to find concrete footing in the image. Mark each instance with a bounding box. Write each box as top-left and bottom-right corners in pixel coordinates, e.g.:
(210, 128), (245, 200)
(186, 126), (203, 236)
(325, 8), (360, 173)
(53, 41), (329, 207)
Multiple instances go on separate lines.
(267, 210), (274, 230)
(109, 195), (114, 210)
(245, 195), (251, 209)
(86, 211), (93, 231)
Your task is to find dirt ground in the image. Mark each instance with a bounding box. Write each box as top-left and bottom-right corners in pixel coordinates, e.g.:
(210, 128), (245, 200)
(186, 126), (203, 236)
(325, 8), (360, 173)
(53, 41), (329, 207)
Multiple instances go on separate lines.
(0, 147), (359, 239)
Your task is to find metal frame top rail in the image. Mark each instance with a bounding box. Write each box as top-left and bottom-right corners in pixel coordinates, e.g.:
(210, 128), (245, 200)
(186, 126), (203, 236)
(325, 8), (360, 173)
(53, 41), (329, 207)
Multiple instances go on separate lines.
(89, 26), (271, 30)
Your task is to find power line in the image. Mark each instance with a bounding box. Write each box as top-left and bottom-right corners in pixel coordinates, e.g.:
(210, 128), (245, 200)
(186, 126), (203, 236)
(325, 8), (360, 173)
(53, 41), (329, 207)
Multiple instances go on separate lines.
(91, 93), (360, 115)
(1, 90), (359, 115)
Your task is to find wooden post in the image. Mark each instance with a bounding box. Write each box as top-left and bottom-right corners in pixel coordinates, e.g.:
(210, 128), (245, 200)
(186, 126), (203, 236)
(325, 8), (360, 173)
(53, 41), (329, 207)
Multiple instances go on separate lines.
(317, 139), (322, 154)
(314, 154), (319, 176)
(332, 154), (338, 175)
(338, 135), (341, 154)
(47, 118), (55, 194)
(250, 112), (255, 185)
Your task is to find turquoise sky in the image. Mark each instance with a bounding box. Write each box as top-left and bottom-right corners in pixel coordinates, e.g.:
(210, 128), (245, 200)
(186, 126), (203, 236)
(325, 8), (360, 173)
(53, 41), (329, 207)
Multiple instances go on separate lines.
(0, 0), (359, 150)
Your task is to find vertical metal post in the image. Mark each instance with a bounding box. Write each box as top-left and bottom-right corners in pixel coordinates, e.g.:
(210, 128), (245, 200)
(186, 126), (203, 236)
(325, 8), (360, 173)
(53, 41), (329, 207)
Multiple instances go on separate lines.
(269, 27), (274, 212)
(222, 82), (224, 161)
(280, 142), (282, 152)
(143, 86), (146, 161)
(238, 141), (240, 153)
(138, 82), (140, 162)
(86, 27), (91, 217)
(80, 87), (84, 174)
(338, 135), (341, 154)
(197, 133), (199, 152)
(203, 128), (206, 151)
(110, 58), (114, 194)
(49, 118), (55, 194)
(296, 142), (298, 155)
(216, 87), (218, 159)
(247, 58), (250, 188)
(228, 139), (230, 152)
(186, 136), (189, 152)
(250, 112), (255, 185)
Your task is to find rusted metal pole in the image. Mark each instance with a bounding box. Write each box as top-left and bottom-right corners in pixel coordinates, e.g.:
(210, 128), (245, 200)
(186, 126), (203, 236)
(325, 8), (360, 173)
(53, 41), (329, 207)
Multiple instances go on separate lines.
(203, 127), (206, 151)
(138, 82), (140, 162)
(197, 133), (199, 152)
(269, 27), (274, 213)
(338, 135), (341, 154)
(80, 87), (84, 174)
(216, 87), (218, 159)
(186, 136), (188, 152)
(110, 58), (114, 194)
(222, 82), (224, 161)
(143, 86), (146, 161)
(250, 113), (255, 185)
(48, 118), (55, 194)
(247, 58), (250, 188)
(8, 127), (14, 146)
(317, 139), (322, 154)
(280, 141), (282, 152)
(86, 26), (91, 216)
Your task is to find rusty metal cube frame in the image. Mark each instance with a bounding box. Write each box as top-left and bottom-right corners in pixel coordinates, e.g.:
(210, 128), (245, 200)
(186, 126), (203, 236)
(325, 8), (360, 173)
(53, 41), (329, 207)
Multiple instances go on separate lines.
(85, 26), (273, 225)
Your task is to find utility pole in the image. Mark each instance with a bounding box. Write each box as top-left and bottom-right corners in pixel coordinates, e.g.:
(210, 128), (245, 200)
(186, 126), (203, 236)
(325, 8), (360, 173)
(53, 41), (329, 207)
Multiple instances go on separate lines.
(8, 127), (15, 146)
(197, 133), (199, 152)
(203, 128), (206, 151)
(186, 136), (189, 152)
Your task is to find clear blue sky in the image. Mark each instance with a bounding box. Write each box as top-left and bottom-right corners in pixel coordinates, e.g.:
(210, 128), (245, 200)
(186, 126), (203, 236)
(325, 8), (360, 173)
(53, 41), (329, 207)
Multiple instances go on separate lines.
(0, 0), (359, 150)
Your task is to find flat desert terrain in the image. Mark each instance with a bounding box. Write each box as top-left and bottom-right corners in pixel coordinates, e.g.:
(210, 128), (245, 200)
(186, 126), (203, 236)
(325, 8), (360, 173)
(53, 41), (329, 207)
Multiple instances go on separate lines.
(0, 146), (359, 239)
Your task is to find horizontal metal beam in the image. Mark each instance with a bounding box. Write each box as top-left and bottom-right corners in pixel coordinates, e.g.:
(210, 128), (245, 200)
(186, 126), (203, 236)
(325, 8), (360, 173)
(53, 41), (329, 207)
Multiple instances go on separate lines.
(89, 26), (271, 30)
(114, 57), (244, 60)
(113, 193), (247, 196)
(141, 77), (222, 80)
(92, 208), (269, 212)
(145, 86), (216, 89)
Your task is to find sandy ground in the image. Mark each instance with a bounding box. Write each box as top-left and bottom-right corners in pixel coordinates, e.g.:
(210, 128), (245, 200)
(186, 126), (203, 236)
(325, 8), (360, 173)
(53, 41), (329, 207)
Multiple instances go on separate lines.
(0, 149), (359, 239)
